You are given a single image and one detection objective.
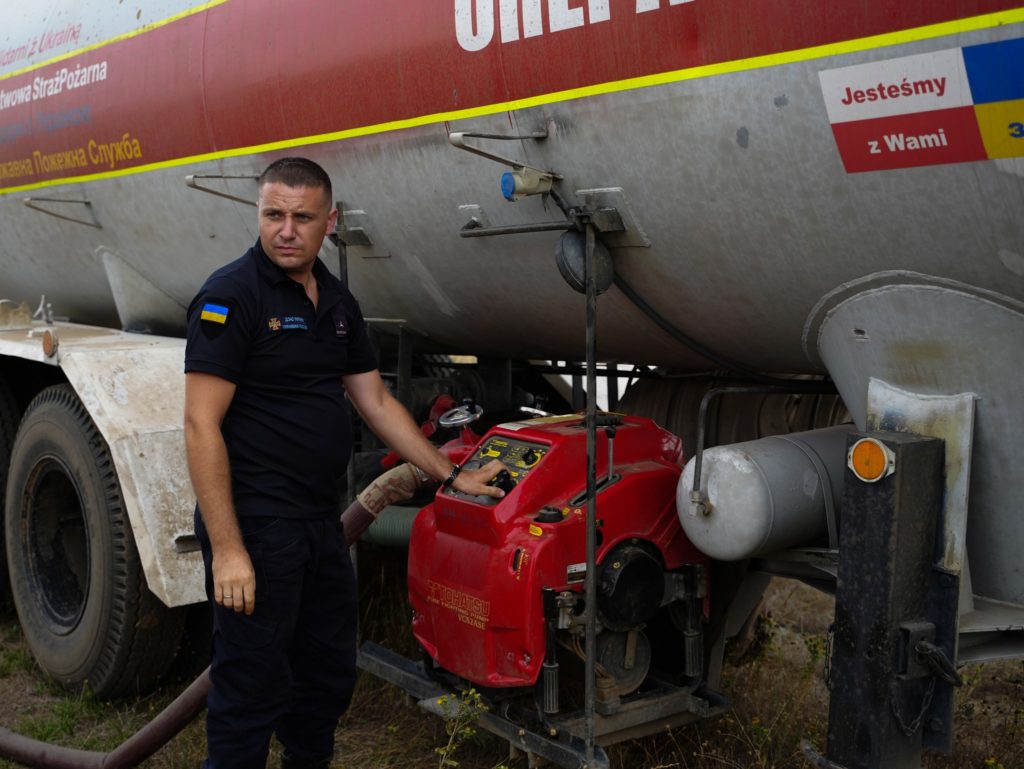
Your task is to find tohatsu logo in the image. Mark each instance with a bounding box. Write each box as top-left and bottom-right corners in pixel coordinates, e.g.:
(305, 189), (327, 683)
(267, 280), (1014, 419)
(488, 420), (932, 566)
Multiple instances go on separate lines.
(455, 0), (695, 52)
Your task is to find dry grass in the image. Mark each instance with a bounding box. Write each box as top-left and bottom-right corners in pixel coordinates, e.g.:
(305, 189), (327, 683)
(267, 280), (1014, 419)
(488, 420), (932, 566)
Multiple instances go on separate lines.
(0, 551), (1021, 769)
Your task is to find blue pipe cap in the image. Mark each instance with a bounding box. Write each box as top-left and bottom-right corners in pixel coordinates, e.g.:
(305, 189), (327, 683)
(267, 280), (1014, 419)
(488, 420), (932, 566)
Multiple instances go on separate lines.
(500, 171), (518, 201)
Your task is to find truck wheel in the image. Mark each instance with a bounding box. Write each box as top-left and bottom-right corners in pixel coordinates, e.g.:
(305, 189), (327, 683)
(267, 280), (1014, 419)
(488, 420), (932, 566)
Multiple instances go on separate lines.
(0, 376), (20, 611)
(4, 384), (184, 698)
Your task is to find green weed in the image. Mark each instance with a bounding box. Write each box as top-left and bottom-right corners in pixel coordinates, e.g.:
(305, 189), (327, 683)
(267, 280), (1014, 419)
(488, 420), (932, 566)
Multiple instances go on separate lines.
(434, 688), (505, 769)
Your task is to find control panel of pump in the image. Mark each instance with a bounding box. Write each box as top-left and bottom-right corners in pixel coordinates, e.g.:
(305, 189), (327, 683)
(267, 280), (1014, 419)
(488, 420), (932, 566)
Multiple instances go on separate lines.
(446, 435), (549, 503)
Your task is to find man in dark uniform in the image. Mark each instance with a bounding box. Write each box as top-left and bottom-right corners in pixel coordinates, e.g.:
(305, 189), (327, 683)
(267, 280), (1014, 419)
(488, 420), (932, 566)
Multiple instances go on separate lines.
(183, 157), (504, 769)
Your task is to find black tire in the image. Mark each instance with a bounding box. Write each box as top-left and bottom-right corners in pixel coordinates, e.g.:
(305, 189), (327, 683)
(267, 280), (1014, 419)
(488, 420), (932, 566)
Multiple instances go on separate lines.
(4, 384), (185, 698)
(0, 376), (21, 612)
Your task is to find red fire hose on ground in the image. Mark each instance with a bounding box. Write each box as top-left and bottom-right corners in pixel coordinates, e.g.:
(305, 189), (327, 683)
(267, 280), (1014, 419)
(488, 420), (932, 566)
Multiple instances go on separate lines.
(0, 669), (211, 769)
(0, 461), (429, 768)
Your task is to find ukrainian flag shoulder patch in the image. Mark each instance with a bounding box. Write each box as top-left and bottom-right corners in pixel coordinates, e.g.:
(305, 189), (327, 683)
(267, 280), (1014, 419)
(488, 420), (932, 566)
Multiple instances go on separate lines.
(200, 303), (230, 325)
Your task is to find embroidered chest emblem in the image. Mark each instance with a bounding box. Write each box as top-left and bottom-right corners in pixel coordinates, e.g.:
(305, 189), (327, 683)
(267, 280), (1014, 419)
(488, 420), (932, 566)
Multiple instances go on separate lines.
(267, 317), (282, 331)
(282, 316), (309, 331)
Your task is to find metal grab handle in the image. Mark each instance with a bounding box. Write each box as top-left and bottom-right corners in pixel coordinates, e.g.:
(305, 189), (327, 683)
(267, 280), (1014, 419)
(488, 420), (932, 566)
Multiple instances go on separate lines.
(915, 639), (964, 686)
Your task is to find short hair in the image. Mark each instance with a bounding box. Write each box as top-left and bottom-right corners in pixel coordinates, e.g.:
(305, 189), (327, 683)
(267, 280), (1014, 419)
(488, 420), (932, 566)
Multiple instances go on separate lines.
(258, 157), (332, 204)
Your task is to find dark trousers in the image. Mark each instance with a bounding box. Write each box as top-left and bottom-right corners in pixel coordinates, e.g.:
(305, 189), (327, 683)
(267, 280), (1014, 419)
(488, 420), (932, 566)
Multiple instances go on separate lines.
(195, 512), (358, 769)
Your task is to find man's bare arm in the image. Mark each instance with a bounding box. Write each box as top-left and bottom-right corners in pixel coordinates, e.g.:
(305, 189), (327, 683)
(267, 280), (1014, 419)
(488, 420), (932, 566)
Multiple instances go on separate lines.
(184, 372), (255, 614)
(342, 370), (505, 497)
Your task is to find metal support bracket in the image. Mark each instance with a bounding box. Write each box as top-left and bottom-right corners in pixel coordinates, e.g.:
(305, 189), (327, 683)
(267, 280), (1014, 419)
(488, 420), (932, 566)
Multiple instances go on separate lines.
(450, 132), (638, 243)
(22, 197), (101, 228)
(448, 129), (561, 180)
(897, 622), (935, 680)
(184, 174), (259, 206)
(334, 204), (391, 258)
(576, 188), (650, 248)
(335, 207), (373, 247)
(450, 130), (559, 201)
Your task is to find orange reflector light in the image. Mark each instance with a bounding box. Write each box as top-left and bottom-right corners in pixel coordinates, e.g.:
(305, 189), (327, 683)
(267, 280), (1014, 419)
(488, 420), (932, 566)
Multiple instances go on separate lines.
(848, 438), (895, 483)
(41, 329), (58, 358)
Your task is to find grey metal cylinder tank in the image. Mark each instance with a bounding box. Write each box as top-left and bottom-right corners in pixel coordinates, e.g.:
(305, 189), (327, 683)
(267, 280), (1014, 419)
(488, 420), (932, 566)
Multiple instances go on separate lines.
(678, 426), (854, 561)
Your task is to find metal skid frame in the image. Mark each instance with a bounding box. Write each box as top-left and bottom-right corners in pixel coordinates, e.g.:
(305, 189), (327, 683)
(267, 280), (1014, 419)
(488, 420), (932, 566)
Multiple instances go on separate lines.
(358, 641), (727, 769)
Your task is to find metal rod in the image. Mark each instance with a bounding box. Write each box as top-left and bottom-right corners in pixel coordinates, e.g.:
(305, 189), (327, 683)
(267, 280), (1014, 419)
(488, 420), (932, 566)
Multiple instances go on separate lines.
(535, 362), (655, 379)
(447, 131), (562, 178)
(459, 220), (571, 238)
(584, 221), (598, 765)
(572, 372), (584, 411)
(607, 363), (619, 411)
(605, 426), (616, 485)
(184, 174), (259, 206)
(23, 198), (101, 229)
(333, 199), (349, 286)
(453, 130), (551, 141)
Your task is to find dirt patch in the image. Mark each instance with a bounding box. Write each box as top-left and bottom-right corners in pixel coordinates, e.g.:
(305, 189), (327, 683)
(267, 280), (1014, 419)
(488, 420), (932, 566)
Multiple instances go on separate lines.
(0, 668), (59, 727)
(0, 618), (60, 728)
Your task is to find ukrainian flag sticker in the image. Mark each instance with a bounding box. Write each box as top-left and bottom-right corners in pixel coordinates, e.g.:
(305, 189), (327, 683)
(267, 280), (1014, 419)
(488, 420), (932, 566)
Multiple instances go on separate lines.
(200, 303), (230, 325)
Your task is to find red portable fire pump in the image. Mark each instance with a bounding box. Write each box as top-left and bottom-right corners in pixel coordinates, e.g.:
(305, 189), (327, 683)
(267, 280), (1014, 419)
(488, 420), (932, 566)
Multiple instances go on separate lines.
(411, 413), (706, 689)
(361, 405), (725, 769)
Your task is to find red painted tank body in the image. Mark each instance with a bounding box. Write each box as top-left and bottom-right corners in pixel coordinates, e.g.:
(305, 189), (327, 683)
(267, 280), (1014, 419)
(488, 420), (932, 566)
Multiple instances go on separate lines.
(408, 414), (707, 688)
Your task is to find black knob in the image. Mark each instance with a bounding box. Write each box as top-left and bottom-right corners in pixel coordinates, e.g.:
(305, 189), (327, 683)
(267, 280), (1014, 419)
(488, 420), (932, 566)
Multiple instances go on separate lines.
(534, 507), (563, 524)
(490, 469), (516, 494)
(522, 448), (539, 465)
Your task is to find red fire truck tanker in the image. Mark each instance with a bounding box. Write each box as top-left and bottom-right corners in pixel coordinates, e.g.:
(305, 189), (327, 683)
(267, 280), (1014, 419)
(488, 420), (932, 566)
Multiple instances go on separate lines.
(1, 2), (1022, 767)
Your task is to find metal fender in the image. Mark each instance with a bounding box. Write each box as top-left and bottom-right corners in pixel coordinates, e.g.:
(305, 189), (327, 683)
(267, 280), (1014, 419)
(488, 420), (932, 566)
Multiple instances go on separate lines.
(0, 321), (202, 607)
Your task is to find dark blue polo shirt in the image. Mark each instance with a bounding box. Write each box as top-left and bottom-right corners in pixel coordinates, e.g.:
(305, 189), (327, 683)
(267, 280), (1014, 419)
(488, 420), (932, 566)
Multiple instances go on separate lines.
(185, 240), (377, 518)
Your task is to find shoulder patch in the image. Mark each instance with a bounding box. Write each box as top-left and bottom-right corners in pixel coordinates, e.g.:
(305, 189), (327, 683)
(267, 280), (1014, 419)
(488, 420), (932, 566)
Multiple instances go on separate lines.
(200, 302), (230, 325)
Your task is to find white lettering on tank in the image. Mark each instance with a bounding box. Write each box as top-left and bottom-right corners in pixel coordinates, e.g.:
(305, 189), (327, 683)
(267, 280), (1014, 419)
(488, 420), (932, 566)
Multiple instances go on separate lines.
(544, 0), (609, 28)
(0, 84), (33, 112)
(882, 128), (948, 152)
(549, 0), (585, 32)
(454, 0), (494, 52)
(500, 0), (520, 42)
(864, 129), (950, 156)
(522, 0), (543, 38)
(589, 0), (610, 22)
(456, 0), (681, 51)
(637, 0), (695, 12)
(4, 61), (108, 111)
